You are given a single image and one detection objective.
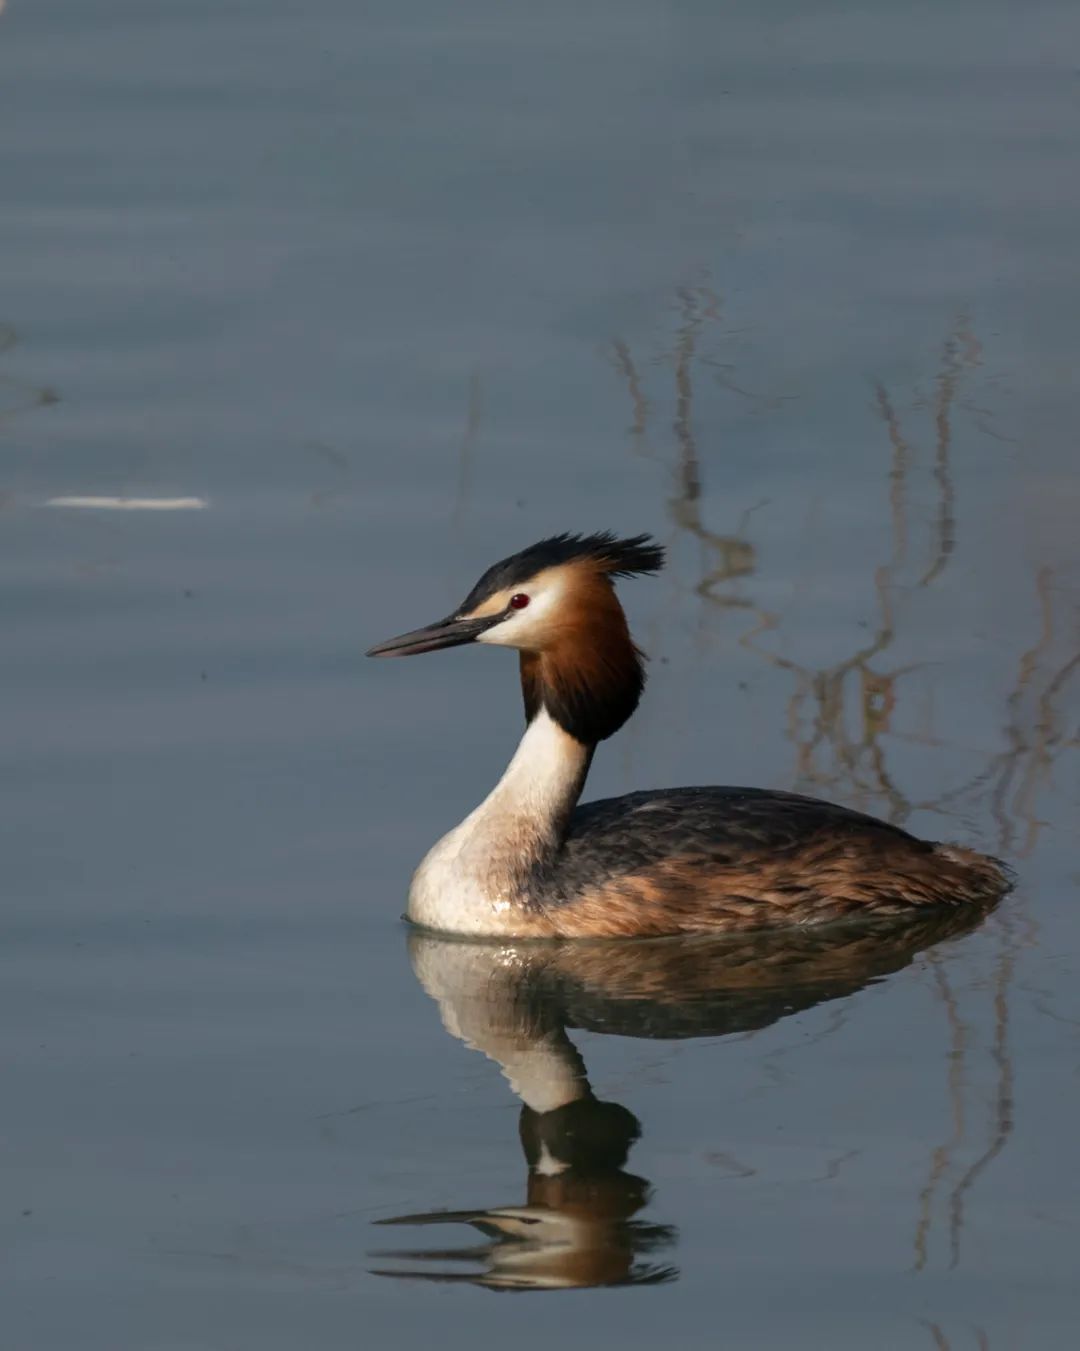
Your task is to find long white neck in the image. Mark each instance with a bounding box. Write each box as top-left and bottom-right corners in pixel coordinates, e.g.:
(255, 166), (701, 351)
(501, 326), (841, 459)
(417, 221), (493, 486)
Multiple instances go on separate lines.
(407, 709), (592, 936)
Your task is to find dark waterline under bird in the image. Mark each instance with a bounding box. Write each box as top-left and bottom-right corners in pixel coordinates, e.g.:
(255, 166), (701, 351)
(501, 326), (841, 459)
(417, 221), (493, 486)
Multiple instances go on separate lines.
(367, 532), (1011, 938)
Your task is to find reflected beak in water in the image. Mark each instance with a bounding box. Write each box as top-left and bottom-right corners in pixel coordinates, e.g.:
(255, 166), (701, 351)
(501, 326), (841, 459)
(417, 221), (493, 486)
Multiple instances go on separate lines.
(366, 613), (500, 658)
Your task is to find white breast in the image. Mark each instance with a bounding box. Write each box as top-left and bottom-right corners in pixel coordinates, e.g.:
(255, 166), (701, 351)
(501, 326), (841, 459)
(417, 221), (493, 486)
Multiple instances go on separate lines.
(407, 826), (517, 935)
(406, 709), (587, 935)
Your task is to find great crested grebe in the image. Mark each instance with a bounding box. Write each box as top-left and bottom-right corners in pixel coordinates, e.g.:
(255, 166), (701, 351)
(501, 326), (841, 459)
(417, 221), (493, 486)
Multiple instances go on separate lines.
(367, 532), (1010, 938)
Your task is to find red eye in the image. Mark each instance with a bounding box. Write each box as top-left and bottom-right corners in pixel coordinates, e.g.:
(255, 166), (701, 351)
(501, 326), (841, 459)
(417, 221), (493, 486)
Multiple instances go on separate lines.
(509, 593), (530, 610)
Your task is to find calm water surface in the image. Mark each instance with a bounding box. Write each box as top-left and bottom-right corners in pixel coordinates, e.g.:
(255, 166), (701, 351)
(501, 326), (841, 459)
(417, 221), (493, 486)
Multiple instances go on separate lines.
(3, 1), (1079, 1347)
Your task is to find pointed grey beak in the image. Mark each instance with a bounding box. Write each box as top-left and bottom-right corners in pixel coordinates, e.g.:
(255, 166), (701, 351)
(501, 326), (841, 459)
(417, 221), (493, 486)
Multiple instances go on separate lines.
(366, 613), (499, 658)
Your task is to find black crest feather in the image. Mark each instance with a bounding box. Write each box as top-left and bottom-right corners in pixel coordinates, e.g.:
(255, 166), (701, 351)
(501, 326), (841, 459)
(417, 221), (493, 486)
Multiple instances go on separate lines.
(460, 532), (664, 612)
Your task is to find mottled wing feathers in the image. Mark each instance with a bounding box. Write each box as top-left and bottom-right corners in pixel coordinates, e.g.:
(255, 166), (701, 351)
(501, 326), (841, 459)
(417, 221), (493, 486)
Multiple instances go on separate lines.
(564, 786), (919, 872)
(533, 788), (1006, 937)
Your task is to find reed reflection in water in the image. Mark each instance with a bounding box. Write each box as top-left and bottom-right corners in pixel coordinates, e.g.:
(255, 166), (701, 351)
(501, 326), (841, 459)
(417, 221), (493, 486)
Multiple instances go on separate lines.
(610, 289), (1079, 1272)
(372, 911), (990, 1291)
(617, 292), (1075, 859)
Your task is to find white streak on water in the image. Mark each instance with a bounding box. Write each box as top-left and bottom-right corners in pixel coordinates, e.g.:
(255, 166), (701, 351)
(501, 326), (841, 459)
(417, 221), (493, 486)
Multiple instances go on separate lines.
(44, 496), (209, 510)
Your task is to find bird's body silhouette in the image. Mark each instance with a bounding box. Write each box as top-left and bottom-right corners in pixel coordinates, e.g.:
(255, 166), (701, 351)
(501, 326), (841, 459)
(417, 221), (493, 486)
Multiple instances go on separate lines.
(368, 532), (1010, 937)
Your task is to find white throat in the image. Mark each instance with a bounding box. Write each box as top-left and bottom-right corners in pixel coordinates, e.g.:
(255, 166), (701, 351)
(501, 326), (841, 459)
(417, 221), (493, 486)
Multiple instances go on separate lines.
(407, 708), (590, 936)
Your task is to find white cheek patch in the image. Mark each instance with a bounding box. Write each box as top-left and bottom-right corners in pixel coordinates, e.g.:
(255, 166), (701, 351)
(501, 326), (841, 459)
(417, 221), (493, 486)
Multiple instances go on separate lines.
(475, 577), (567, 648)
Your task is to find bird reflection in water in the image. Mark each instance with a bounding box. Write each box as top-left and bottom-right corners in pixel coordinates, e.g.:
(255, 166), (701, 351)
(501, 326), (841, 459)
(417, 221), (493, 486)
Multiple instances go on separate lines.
(371, 909), (990, 1291)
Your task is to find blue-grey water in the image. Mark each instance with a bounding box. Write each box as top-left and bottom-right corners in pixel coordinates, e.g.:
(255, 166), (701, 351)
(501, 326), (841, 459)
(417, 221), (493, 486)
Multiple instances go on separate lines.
(3, 1), (1079, 1346)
